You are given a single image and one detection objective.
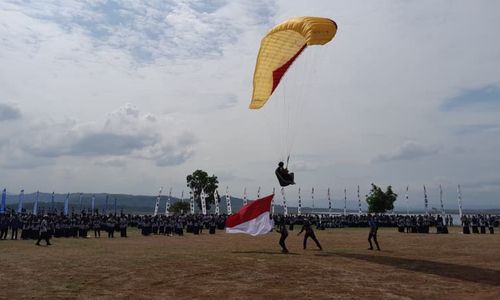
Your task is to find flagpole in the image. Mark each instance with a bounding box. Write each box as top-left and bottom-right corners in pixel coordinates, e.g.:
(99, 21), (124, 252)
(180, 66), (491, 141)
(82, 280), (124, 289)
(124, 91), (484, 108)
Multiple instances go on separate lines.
(298, 187), (302, 216)
(79, 193), (83, 212)
(105, 194), (109, 215)
(225, 186), (232, 215)
(214, 190), (220, 215)
(51, 192), (55, 213)
(457, 184), (463, 219)
(17, 189), (24, 214)
(243, 187), (247, 206)
(165, 187), (172, 215)
(327, 188), (331, 213)
(405, 186), (409, 215)
(154, 188), (162, 217)
(280, 187), (288, 216)
(201, 189), (207, 216)
(439, 185), (445, 215)
(190, 189), (195, 214)
(423, 185), (428, 215)
(343, 188), (347, 215)
(0, 188), (6, 213)
(357, 185), (362, 215)
(33, 190), (39, 215)
(257, 186), (261, 199)
(64, 193), (70, 216)
(311, 187), (315, 213)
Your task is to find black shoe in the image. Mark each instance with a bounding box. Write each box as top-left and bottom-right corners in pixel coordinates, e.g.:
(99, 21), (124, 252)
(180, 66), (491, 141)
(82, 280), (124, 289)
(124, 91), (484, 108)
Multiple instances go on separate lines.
(35, 243), (40, 246)
(368, 247), (373, 250)
(47, 243), (52, 246)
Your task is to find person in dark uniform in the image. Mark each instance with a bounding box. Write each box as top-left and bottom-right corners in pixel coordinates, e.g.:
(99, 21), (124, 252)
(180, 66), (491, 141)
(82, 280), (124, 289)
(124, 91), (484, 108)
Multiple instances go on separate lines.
(120, 216), (127, 237)
(92, 217), (101, 238)
(276, 220), (289, 253)
(107, 217), (115, 238)
(36, 215), (51, 246)
(367, 214), (381, 251)
(0, 214), (9, 239)
(275, 161), (295, 187)
(10, 214), (20, 240)
(297, 217), (322, 250)
(209, 217), (216, 234)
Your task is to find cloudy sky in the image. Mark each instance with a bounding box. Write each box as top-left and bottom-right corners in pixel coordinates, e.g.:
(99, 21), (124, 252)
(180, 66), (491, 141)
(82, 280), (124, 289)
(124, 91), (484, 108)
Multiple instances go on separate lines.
(1, 0), (499, 210)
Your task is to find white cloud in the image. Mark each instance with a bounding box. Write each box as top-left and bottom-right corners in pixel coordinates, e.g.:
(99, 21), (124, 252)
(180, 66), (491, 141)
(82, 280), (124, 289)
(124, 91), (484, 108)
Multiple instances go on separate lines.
(0, 104), (197, 168)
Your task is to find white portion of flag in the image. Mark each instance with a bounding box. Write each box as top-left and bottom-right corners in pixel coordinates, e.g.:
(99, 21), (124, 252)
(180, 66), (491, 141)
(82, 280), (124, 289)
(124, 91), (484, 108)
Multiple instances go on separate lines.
(225, 212), (273, 236)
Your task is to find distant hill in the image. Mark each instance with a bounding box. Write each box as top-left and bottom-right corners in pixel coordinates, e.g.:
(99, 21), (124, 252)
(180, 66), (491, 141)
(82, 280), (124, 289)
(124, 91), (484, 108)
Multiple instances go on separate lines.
(3, 192), (499, 215)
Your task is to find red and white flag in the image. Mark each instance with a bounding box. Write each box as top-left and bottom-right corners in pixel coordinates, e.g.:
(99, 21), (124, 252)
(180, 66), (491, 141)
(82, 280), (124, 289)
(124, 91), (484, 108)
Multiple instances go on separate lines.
(225, 194), (274, 236)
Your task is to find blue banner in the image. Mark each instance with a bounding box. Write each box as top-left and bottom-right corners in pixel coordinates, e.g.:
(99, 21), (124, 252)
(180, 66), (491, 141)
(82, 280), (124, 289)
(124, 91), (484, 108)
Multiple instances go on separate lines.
(64, 193), (70, 216)
(1, 189), (6, 213)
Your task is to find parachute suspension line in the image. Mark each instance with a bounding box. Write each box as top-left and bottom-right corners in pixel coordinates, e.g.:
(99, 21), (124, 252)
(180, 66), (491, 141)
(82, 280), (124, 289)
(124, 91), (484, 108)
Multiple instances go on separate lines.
(279, 47), (320, 165)
(286, 48), (319, 161)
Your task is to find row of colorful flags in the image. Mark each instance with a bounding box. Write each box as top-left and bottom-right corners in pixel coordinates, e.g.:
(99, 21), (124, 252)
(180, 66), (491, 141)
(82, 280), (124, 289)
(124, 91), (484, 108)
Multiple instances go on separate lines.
(1, 185), (466, 219)
(153, 185), (467, 218)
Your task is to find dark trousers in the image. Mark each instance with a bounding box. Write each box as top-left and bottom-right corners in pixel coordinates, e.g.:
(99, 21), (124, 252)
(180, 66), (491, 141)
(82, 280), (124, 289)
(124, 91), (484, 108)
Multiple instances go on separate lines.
(108, 229), (114, 238)
(279, 234), (288, 253)
(368, 231), (380, 250)
(36, 232), (51, 245)
(120, 227), (127, 237)
(0, 228), (8, 239)
(11, 228), (18, 240)
(303, 232), (322, 250)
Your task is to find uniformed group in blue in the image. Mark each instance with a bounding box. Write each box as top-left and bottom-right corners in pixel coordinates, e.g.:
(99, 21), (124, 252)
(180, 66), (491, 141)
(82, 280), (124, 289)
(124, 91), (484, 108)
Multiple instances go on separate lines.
(1, 210), (498, 253)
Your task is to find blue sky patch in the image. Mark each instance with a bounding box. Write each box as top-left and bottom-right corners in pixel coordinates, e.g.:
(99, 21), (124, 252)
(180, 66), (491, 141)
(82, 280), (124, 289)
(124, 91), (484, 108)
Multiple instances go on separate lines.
(442, 85), (500, 111)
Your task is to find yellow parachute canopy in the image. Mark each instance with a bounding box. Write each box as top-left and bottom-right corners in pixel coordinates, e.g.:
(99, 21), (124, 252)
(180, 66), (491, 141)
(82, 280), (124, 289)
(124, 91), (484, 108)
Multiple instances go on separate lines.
(249, 17), (337, 109)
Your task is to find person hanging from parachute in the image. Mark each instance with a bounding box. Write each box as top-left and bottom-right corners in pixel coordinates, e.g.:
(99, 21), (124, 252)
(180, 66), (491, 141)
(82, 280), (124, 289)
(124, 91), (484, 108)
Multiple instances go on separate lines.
(249, 17), (338, 187)
(275, 160), (295, 187)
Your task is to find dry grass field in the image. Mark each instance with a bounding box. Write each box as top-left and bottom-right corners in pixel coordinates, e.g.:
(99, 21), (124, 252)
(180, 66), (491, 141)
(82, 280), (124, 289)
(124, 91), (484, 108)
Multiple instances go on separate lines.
(1, 227), (499, 299)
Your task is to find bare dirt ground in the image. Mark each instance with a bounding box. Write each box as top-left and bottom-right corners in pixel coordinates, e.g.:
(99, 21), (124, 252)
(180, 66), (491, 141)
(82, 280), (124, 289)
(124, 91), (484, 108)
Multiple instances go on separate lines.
(1, 227), (499, 299)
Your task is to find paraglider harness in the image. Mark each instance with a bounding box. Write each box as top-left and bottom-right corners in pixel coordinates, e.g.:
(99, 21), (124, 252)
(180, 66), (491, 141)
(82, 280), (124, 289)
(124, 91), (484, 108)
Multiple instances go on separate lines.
(275, 157), (295, 187)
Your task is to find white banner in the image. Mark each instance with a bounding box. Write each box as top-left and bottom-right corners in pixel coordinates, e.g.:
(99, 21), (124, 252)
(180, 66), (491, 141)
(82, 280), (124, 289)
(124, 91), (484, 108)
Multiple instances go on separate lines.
(201, 190), (207, 215)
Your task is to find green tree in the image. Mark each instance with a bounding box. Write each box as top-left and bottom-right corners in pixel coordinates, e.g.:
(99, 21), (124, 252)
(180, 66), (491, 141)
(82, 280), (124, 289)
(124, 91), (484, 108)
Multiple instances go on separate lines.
(365, 184), (397, 213)
(168, 201), (190, 214)
(186, 170), (219, 210)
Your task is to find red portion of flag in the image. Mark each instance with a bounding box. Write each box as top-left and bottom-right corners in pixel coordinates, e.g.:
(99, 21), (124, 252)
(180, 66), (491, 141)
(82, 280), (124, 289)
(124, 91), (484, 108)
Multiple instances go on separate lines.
(225, 194), (274, 228)
(271, 44), (307, 93)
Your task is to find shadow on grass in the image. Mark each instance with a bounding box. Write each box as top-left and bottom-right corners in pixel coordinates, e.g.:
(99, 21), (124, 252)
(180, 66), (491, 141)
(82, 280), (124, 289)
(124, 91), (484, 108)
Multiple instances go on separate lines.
(232, 250), (300, 256)
(324, 252), (500, 286)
